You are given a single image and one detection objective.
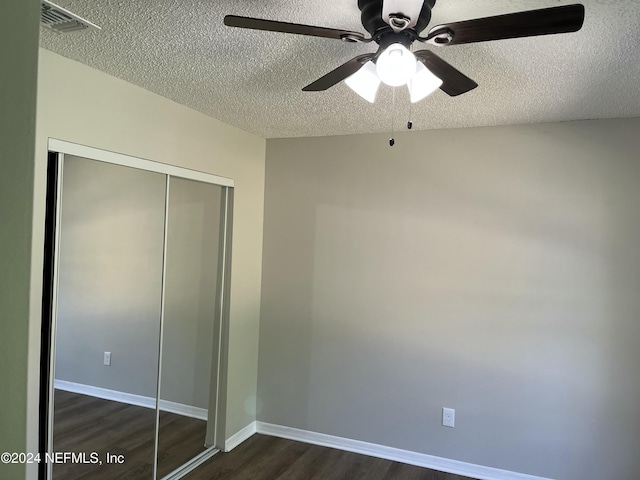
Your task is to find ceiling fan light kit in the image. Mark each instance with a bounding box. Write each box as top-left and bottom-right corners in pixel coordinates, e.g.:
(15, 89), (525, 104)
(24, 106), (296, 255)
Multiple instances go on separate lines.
(224, 0), (585, 105)
(345, 53), (443, 104)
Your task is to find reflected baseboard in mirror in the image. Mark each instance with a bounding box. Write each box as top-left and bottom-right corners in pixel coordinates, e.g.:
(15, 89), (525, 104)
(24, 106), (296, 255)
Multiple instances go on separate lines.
(53, 390), (210, 480)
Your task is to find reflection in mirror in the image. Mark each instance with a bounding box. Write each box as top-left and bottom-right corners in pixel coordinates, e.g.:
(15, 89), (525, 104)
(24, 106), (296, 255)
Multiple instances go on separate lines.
(157, 178), (223, 478)
(52, 156), (166, 479)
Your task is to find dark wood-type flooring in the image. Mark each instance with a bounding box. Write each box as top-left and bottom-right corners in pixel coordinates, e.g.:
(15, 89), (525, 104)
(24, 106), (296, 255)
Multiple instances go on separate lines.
(183, 434), (477, 480)
(54, 390), (477, 480)
(53, 389), (207, 480)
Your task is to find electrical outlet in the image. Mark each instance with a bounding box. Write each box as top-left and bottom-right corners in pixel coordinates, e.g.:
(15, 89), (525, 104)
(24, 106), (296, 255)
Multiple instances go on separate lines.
(442, 407), (455, 428)
(103, 351), (111, 366)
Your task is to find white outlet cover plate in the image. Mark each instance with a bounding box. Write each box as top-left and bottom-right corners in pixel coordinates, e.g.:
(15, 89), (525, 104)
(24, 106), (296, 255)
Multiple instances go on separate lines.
(442, 407), (455, 428)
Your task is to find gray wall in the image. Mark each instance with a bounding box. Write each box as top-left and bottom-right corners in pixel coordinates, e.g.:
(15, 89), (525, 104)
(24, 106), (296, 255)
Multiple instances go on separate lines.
(161, 178), (222, 409)
(55, 159), (224, 410)
(55, 156), (166, 398)
(0, 2), (39, 479)
(259, 118), (640, 480)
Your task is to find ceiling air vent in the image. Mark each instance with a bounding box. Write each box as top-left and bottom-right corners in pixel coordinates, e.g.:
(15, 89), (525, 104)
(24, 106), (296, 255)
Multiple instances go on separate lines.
(41, 0), (101, 33)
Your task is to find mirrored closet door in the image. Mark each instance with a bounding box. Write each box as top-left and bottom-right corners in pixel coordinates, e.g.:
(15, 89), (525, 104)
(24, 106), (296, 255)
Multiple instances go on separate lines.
(40, 140), (233, 480)
(157, 177), (225, 478)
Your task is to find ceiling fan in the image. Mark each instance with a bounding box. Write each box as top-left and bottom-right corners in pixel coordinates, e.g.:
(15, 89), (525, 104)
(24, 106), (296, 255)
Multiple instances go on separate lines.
(224, 0), (585, 104)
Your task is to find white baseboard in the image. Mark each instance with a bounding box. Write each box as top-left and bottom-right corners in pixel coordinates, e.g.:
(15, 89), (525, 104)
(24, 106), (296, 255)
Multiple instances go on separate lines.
(224, 421), (257, 452)
(255, 422), (553, 480)
(54, 380), (550, 480)
(54, 379), (208, 420)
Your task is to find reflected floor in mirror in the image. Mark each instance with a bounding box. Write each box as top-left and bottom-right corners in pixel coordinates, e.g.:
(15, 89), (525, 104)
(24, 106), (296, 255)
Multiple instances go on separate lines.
(53, 390), (207, 480)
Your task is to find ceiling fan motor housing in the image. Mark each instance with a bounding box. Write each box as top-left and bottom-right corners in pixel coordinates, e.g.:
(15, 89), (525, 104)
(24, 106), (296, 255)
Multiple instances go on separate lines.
(358, 0), (436, 37)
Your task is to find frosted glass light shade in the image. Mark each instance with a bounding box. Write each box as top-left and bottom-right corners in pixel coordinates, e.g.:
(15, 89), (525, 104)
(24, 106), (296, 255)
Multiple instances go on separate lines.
(345, 61), (381, 103)
(408, 62), (443, 103)
(376, 43), (417, 87)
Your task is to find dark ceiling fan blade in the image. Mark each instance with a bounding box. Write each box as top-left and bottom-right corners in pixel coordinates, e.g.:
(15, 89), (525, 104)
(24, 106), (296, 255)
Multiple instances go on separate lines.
(302, 54), (375, 92)
(427, 4), (585, 45)
(224, 15), (367, 42)
(414, 50), (478, 96)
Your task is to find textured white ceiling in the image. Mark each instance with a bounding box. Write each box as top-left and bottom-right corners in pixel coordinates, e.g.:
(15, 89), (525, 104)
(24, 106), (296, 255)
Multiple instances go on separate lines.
(39, 0), (640, 139)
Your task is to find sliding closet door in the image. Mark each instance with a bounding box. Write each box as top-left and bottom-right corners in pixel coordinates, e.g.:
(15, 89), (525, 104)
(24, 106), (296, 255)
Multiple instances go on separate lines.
(156, 177), (224, 478)
(52, 155), (166, 480)
(44, 140), (234, 480)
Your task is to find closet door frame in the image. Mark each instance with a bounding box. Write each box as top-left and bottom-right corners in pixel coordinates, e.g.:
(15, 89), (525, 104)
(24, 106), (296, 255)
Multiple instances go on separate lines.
(39, 138), (234, 480)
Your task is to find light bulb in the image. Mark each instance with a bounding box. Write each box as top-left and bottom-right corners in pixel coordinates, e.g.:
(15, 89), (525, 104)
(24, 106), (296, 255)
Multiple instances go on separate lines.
(345, 61), (381, 103)
(375, 43), (417, 87)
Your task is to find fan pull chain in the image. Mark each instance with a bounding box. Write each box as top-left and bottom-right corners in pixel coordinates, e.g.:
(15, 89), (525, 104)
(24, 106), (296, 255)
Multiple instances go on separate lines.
(389, 88), (396, 147)
(407, 44), (413, 131)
